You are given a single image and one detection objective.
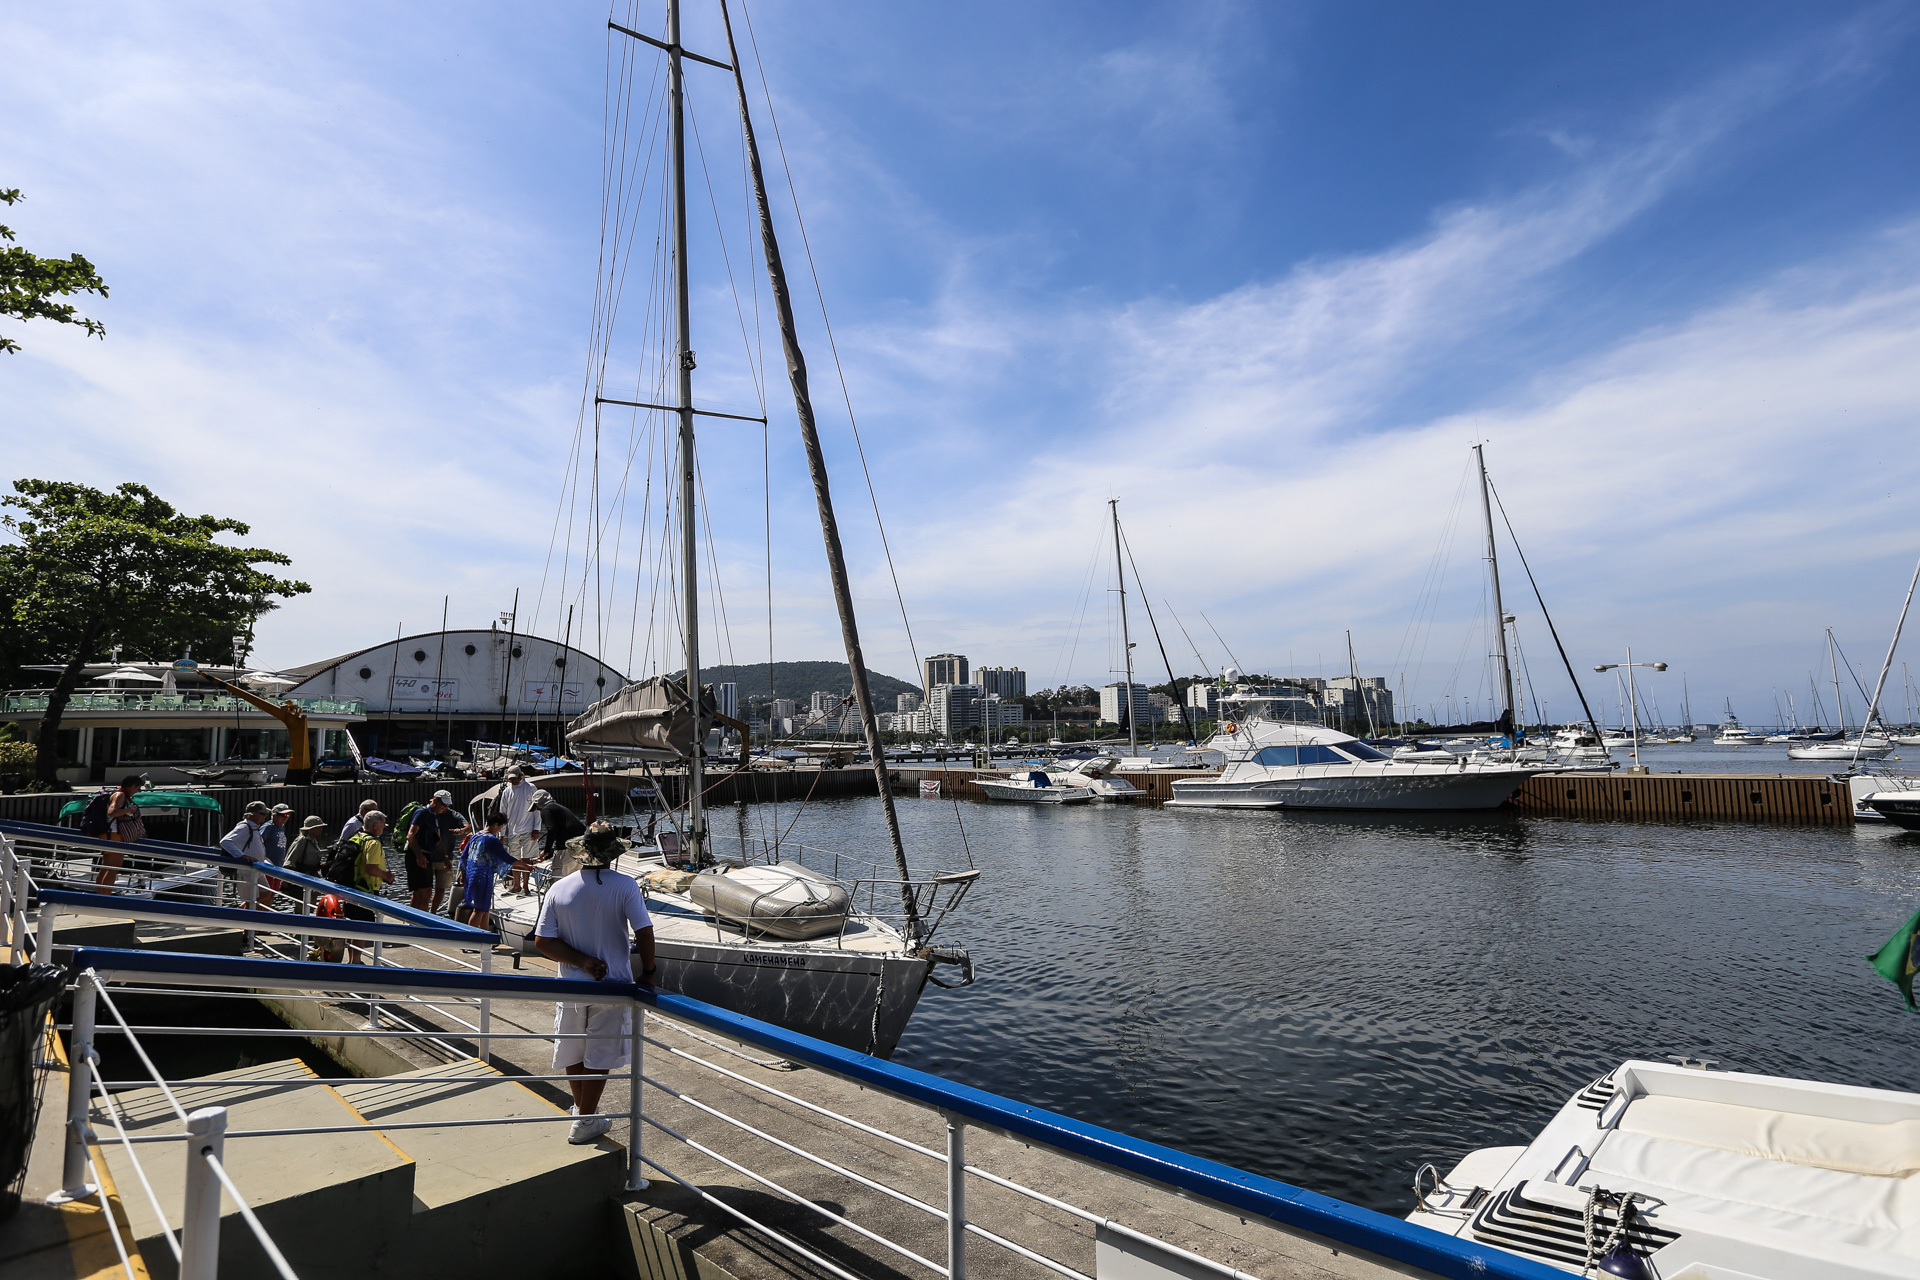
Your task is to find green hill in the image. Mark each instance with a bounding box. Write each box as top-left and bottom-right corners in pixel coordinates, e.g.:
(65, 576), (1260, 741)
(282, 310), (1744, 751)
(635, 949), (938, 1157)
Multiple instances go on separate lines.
(673, 661), (921, 707)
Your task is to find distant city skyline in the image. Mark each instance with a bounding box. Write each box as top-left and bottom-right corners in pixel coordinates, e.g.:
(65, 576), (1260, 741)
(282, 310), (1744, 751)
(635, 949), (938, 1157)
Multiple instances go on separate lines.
(6, 3), (1919, 726)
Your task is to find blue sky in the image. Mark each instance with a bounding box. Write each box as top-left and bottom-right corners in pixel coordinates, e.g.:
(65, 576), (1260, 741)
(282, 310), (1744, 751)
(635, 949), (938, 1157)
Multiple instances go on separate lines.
(5, 1), (1920, 725)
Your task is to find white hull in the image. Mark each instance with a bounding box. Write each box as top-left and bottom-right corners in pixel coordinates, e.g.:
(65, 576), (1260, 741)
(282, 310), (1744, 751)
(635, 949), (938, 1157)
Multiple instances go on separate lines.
(1786, 742), (1894, 760)
(1168, 766), (1536, 811)
(976, 779), (1094, 804)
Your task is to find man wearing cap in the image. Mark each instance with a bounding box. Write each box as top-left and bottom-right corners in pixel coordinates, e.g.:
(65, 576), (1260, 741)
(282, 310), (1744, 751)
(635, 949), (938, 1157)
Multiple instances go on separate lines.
(220, 801), (273, 908)
(499, 767), (540, 894)
(534, 789), (586, 861)
(405, 790), (471, 913)
(534, 821), (656, 1145)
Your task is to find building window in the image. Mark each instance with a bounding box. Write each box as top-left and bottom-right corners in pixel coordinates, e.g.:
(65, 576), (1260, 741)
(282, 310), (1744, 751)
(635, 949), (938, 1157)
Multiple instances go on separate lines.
(323, 729), (356, 758)
(54, 729), (83, 768)
(413, 650), (428, 662)
(119, 728), (213, 762)
(359, 667), (373, 679)
(224, 729), (291, 760)
(464, 644), (476, 656)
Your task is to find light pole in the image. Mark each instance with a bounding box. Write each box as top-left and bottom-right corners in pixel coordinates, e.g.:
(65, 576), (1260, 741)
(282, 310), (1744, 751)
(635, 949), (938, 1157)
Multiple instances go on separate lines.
(1595, 648), (1668, 773)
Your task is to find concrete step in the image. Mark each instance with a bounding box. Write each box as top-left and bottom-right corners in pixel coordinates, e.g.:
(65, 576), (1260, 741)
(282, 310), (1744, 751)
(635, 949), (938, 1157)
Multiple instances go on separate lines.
(331, 1061), (626, 1278)
(92, 1059), (416, 1280)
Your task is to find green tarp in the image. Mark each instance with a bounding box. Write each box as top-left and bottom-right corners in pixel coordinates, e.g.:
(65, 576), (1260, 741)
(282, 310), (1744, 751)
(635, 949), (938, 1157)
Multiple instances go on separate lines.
(58, 790), (225, 818)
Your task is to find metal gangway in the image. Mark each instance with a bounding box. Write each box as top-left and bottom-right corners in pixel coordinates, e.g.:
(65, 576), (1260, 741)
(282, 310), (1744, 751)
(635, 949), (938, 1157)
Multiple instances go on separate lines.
(0, 820), (1562, 1280)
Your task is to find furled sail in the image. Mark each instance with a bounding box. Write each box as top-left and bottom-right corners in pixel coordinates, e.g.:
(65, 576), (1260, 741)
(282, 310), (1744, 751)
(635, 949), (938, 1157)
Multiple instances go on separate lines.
(566, 675), (718, 758)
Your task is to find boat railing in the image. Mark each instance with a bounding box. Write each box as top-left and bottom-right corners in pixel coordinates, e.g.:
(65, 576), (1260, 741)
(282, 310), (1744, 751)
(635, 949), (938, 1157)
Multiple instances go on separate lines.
(702, 833), (979, 943)
(26, 933), (1566, 1280)
(0, 690), (364, 715)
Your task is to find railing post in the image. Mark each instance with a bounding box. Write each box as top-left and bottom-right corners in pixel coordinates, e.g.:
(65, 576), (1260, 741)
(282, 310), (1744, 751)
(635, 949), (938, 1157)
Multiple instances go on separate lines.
(10, 845), (26, 957)
(627, 1000), (648, 1191)
(179, 1106), (228, 1280)
(35, 901), (58, 965)
(478, 947), (493, 1064)
(54, 975), (98, 1203)
(296, 886), (311, 959)
(366, 941), (383, 1028)
(0, 834), (14, 948)
(947, 1114), (967, 1280)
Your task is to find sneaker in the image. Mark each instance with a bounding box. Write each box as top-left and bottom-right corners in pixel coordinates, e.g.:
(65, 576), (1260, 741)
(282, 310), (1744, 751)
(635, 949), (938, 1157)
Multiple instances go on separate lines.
(568, 1114), (613, 1145)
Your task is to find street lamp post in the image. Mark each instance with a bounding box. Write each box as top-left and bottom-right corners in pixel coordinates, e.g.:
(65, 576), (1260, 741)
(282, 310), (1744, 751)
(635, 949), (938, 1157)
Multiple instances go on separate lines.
(1595, 648), (1669, 773)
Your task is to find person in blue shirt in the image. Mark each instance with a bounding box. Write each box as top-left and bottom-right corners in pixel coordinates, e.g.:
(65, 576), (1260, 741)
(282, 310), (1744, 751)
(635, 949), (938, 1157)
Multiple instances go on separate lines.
(460, 810), (533, 933)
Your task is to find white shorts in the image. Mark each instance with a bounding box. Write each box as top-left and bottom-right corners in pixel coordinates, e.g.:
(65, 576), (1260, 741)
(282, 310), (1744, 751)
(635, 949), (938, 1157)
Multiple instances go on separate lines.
(508, 831), (540, 862)
(552, 1002), (632, 1072)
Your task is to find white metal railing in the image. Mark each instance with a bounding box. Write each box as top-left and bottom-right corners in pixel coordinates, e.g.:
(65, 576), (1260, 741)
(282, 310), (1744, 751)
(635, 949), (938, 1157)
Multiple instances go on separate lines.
(46, 929), (1563, 1280)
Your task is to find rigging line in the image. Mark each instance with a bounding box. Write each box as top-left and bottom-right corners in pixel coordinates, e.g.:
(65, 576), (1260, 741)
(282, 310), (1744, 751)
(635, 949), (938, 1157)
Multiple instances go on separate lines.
(764, 417), (776, 844)
(738, 0), (922, 681)
(1392, 461), (1473, 706)
(1163, 601), (1211, 677)
(695, 459), (739, 668)
(686, 88), (771, 417)
(1485, 478), (1606, 745)
(1117, 521), (1191, 733)
(1198, 612), (1244, 674)
(1052, 511), (1107, 688)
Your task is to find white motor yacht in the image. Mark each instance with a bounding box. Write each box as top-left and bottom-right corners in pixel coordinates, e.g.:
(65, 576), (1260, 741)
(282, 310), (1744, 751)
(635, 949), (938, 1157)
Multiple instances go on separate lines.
(1167, 689), (1545, 810)
(1713, 713), (1767, 746)
(1048, 753), (1143, 800)
(1409, 1059), (1920, 1278)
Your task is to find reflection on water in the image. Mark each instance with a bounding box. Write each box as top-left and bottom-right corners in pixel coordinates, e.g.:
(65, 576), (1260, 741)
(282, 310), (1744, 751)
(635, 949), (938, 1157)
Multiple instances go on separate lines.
(731, 792), (1920, 1212)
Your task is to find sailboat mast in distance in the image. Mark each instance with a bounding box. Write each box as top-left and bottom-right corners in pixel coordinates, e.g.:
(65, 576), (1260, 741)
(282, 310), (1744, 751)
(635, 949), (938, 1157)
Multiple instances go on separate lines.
(1111, 499), (1137, 756)
(1475, 444), (1517, 740)
(665, 0), (706, 862)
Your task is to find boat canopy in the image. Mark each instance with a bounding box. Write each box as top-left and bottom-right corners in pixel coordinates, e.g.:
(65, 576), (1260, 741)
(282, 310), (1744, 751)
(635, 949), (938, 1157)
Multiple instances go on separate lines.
(58, 790), (224, 818)
(566, 675), (718, 760)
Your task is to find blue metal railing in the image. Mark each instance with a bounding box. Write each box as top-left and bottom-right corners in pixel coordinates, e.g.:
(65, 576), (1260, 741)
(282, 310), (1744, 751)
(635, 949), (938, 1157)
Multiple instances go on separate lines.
(65, 946), (1564, 1280)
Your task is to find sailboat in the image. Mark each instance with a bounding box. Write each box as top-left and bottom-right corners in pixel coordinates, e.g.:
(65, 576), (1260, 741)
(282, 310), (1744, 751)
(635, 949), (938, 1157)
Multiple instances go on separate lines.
(1170, 446), (1551, 810)
(1790, 629), (1895, 761)
(483, 2), (977, 1057)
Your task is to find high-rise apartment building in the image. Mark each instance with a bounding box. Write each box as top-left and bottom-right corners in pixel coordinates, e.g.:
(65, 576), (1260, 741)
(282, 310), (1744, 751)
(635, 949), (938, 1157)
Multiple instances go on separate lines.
(1187, 683), (1220, 717)
(716, 682), (738, 722)
(810, 690), (843, 718)
(927, 683), (980, 738)
(770, 698), (797, 721)
(896, 691), (922, 713)
(976, 666), (1026, 699)
(1324, 676), (1394, 731)
(1099, 681), (1152, 727)
(923, 653), (968, 689)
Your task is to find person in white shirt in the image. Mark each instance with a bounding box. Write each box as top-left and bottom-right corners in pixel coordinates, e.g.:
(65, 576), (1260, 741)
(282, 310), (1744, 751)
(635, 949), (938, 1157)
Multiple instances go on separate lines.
(220, 801), (273, 908)
(339, 799), (380, 844)
(534, 821), (656, 1145)
(498, 767), (540, 893)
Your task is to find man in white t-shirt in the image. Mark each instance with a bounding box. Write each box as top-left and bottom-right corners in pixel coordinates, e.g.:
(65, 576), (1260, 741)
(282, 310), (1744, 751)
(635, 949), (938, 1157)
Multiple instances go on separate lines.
(498, 767), (540, 893)
(534, 821), (657, 1145)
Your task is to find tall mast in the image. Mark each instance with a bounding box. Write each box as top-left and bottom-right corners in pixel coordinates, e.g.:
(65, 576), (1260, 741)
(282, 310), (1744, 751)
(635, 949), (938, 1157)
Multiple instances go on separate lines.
(1829, 628), (1845, 736)
(666, 0), (705, 860)
(718, 1), (922, 940)
(1475, 444), (1517, 740)
(1855, 550), (1920, 763)
(1347, 630), (1376, 738)
(1111, 499), (1137, 756)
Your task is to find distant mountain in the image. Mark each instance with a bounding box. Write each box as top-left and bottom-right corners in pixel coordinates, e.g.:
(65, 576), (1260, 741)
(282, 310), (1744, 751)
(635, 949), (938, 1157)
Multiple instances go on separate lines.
(671, 661), (921, 707)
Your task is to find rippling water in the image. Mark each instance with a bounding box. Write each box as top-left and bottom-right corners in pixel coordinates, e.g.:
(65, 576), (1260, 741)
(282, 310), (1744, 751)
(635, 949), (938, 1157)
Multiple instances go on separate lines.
(725, 789), (1920, 1213)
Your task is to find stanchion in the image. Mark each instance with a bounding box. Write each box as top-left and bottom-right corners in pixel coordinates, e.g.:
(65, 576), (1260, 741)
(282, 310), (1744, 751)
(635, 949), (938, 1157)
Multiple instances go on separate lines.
(52, 975), (98, 1203)
(479, 947), (493, 1064)
(179, 1107), (229, 1280)
(947, 1115), (968, 1280)
(627, 1006), (647, 1191)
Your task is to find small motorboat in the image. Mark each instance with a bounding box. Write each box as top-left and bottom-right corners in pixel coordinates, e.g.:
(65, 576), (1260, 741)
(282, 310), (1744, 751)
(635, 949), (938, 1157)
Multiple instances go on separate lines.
(977, 770), (1095, 804)
(1865, 790), (1920, 829)
(1410, 1059), (1920, 1277)
(1048, 754), (1143, 800)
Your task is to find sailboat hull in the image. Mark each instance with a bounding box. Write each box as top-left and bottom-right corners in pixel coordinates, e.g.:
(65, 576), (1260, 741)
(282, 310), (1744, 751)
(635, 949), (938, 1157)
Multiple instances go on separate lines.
(652, 940), (932, 1058)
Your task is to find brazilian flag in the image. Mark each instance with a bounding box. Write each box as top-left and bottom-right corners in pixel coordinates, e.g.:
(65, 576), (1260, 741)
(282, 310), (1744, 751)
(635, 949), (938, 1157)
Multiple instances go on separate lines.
(1868, 907), (1920, 1010)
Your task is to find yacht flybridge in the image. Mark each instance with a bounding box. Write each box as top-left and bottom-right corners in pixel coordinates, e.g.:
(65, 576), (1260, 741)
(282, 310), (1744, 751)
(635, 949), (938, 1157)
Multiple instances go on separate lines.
(1410, 1060), (1920, 1278)
(1168, 700), (1545, 809)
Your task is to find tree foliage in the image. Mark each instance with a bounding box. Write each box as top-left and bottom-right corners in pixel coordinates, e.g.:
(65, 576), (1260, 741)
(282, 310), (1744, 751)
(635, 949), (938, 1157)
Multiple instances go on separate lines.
(1, 188), (108, 355)
(1, 479), (311, 784)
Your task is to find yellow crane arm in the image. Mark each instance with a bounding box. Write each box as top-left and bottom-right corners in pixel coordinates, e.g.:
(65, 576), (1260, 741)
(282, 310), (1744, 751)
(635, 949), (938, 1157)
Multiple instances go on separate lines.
(199, 671), (312, 771)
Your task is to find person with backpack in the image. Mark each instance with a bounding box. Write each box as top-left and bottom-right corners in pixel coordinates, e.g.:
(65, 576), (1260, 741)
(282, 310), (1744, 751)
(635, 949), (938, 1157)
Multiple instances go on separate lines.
(287, 816), (328, 876)
(333, 811), (393, 963)
(84, 775), (145, 888)
(220, 801), (274, 908)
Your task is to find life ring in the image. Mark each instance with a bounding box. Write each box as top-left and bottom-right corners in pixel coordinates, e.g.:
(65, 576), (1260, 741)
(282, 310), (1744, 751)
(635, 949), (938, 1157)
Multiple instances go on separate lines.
(1223, 721), (1238, 734)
